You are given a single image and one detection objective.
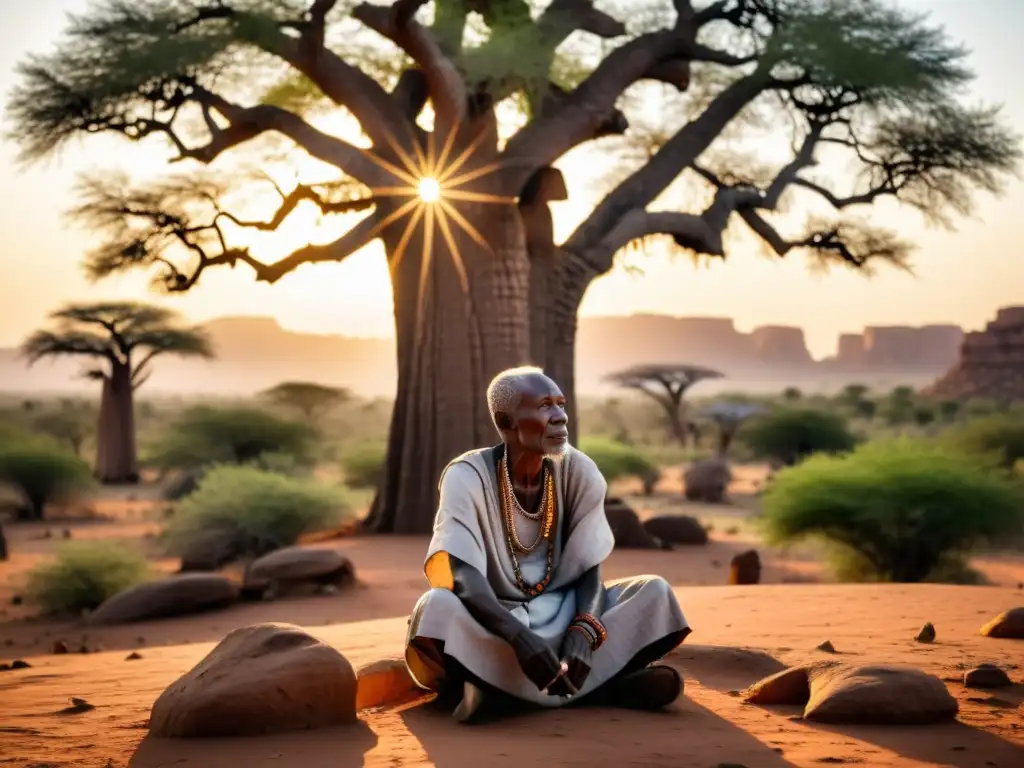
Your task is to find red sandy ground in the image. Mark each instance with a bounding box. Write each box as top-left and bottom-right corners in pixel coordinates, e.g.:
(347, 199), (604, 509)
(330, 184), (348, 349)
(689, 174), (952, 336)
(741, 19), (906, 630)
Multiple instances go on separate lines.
(1, 479), (1022, 767)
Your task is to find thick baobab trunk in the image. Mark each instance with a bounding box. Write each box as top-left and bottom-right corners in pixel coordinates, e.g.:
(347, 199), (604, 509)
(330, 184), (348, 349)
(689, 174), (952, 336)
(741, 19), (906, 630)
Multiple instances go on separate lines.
(94, 362), (139, 484)
(365, 193), (532, 533)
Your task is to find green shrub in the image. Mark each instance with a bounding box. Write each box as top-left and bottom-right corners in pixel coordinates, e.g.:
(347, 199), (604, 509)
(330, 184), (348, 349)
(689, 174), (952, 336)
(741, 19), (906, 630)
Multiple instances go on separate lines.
(165, 465), (353, 562)
(579, 437), (659, 493)
(340, 442), (386, 489)
(152, 406), (314, 471)
(761, 440), (1024, 583)
(942, 416), (1024, 469)
(740, 408), (857, 466)
(0, 441), (93, 520)
(26, 541), (151, 615)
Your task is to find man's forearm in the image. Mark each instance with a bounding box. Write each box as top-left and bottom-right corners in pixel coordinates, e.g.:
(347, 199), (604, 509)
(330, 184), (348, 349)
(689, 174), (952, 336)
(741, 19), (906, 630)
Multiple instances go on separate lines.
(450, 555), (524, 645)
(575, 565), (605, 620)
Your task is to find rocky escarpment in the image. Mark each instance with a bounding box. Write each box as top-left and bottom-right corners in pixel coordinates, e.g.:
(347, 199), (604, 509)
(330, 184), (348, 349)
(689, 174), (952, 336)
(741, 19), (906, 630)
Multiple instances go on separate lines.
(924, 307), (1024, 401)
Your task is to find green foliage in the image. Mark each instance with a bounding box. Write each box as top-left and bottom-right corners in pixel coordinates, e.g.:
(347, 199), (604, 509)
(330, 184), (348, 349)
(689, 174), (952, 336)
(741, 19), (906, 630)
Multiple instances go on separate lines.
(261, 381), (351, 421)
(913, 405), (936, 427)
(782, 386), (803, 401)
(741, 408), (857, 465)
(942, 416), (1024, 469)
(0, 441), (94, 520)
(340, 442), (386, 490)
(165, 464), (352, 560)
(937, 400), (962, 422)
(25, 540), (151, 615)
(761, 440), (1024, 583)
(579, 437), (658, 484)
(153, 406), (314, 470)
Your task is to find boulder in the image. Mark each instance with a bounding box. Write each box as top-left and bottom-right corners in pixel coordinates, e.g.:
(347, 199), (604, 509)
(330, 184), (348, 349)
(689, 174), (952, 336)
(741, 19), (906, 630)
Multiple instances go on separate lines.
(805, 665), (958, 725)
(356, 658), (422, 709)
(605, 499), (665, 549)
(177, 528), (240, 572)
(244, 546), (356, 596)
(149, 623), (357, 737)
(744, 666), (815, 706)
(89, 574), (237, 624)
(979, 607), (1024, 639)
(964, 664), (1012, 689)
(729, 550), (761, 585)
(643, 515), (708, 545)
(683, 459), (732, 503)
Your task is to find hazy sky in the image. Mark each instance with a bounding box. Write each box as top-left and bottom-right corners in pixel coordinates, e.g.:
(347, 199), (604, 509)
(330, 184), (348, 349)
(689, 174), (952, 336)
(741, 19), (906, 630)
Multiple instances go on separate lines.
(0, 0), (1019, 358)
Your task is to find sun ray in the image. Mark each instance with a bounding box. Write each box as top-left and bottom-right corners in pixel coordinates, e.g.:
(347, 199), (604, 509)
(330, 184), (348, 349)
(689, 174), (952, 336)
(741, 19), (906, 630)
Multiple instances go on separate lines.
(377, 125), (429, 181)
(439, 161), (504, 190)
(389, 203), (426, 276)
(415, 204), (436, 341)
(433, 126), (460, 181)
(436, 129), (490, 185)
(370, 186), (421, 198)
(439, 198), (491, 252)
(442, 189), (516, 205)
(425, 129), (437, 180)
(364, 196), (422, 243)
(435, 205), (470, 295)
(363, 151), (422, 188)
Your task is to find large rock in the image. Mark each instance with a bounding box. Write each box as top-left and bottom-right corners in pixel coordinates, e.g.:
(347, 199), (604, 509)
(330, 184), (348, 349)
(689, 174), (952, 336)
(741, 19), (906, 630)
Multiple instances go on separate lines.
(150, 623), (357, 737)
(643, 515), (708, 545)
(745, 664), (958, 725)
(178, 528), (241, 572)
(683, 459), (732, 504)
(979, 607), (1024, 639)
(605, 498), (664, 549)
(244, 546), (356, 595)
(964, 664), (1012, 689)
(729, 550), (761, 585)
(89, 574), (237, 624)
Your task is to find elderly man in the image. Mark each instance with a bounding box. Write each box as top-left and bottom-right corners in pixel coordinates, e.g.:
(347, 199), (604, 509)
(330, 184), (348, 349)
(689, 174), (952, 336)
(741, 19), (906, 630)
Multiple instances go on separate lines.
(405, 366), (691, 722)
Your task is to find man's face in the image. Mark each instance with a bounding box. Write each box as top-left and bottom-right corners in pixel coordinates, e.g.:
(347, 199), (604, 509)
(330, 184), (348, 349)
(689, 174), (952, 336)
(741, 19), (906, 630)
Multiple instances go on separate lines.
(505, 374), (570, 457)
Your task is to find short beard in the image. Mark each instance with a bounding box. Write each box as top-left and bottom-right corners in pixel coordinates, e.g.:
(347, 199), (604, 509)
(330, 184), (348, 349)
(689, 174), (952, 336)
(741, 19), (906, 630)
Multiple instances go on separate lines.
(545, 441), (570, 460)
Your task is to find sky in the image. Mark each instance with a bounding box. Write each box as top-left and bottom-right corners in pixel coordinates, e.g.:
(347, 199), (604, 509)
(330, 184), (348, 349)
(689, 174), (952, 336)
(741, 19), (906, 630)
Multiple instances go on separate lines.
(0, 0), (1020, 359)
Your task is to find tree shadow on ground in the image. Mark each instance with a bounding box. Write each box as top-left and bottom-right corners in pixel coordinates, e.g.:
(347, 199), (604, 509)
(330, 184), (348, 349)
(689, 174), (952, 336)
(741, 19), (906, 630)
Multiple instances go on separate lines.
(399, 695), (798, 768)
(800, 719), (1023, 768)
(128, 720), (377, 768)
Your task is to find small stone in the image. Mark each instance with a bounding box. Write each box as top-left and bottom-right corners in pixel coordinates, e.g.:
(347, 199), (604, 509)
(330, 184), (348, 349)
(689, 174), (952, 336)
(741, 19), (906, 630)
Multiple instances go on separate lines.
(62, 528), (72, 539)
(11, 660), (31, 669)
(126, 651), (143, 661)
(816, 640), (836, 653)
(11, 595), (22, 606)
(0, 663), (10, 672)
(964, 664), (1012, 689)
(915, 623), (936, 643)
(78, 644), (90, 654)
(58, 696), (96, 714)
(3, 639), (12, 646)
(51, 640), (69, 654)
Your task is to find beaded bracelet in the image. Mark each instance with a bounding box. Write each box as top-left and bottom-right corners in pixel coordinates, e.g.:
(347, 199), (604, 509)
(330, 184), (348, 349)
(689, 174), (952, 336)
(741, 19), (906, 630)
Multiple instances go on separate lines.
(573, 613), (608, 651)
(568, 623), (598, 650)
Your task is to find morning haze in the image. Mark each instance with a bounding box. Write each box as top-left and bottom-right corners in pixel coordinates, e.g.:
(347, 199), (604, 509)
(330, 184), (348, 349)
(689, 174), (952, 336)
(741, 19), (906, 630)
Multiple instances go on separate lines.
(0, 0), (1020, 362)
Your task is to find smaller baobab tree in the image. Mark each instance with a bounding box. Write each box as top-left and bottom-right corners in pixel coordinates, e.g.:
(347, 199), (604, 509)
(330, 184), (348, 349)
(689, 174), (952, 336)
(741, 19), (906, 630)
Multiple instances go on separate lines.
(703, 401), (767, 459)
(261, 382), (352, 423)
(22, 303), (213, 484)
(605, 363), (724, 447)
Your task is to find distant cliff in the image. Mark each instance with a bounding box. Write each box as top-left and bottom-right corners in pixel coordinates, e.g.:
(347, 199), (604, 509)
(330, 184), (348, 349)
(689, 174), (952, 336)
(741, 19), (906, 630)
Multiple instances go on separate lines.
(925, 306), (1024, 401)
(0, 314), (965, 397)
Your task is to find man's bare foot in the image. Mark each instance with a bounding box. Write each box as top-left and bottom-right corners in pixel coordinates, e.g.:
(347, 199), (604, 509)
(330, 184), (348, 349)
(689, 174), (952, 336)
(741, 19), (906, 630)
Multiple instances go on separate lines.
(601, 665), (683, 710)
(452, 681), (486, 723)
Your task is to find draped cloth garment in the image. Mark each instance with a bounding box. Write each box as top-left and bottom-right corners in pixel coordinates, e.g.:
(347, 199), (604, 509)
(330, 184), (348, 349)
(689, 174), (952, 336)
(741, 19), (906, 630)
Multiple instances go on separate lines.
(404, 445), (690, 707)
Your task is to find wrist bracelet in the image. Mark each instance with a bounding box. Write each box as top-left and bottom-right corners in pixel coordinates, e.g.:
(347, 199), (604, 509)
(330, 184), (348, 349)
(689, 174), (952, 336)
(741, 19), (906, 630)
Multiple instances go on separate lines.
(573, 613), (607, 651)
(568, 623), (597, 650)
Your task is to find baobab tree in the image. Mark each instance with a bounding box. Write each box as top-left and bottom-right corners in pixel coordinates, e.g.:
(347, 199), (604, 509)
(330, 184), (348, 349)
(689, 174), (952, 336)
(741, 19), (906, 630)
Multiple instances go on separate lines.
(22, 303), (213, 483)
(606, 363), (723, 445)
(7, 0), (1019, 532)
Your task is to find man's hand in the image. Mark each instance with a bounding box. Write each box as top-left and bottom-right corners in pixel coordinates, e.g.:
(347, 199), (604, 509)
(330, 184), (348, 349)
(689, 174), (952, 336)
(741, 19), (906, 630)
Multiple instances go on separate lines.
(559, 627), (593, 692)
(510, 628), (562, 691)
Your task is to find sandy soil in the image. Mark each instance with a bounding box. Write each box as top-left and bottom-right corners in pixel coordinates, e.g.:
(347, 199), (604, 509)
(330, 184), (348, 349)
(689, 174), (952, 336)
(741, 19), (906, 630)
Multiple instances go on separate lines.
(2, 475), (1023, 767)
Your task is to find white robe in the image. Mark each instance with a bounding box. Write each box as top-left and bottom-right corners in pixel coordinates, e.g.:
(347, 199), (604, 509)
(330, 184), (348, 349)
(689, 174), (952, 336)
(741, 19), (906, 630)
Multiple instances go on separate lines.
(405, 445), (690, 707)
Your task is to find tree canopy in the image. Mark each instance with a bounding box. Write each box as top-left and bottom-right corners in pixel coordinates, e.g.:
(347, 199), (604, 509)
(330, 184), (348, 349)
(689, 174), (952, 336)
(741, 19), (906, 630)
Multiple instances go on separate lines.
(7, 0), (1019, 291)
(22, 302), (214, 387)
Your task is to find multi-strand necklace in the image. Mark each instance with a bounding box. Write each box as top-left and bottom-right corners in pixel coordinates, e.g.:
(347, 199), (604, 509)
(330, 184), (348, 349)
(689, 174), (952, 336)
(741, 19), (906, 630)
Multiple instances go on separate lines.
(498, 453), (558, 598)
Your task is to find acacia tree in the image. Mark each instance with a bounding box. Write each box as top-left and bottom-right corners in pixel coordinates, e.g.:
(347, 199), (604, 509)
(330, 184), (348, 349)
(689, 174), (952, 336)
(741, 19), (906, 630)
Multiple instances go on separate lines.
(606, 363), (723, 445)
(262, 381), (353, 421)
(22, 303), (213, 483)
(7, 0), (1018, 532)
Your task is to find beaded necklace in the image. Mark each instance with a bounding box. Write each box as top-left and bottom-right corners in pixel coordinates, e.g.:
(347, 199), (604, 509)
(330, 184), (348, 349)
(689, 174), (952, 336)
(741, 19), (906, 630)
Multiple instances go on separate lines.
(498, 453), (558, 598)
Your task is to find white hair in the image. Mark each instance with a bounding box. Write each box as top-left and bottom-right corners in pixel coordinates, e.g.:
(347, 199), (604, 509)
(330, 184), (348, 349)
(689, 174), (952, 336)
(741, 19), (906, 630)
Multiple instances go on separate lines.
(486, 365), (544, 435)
